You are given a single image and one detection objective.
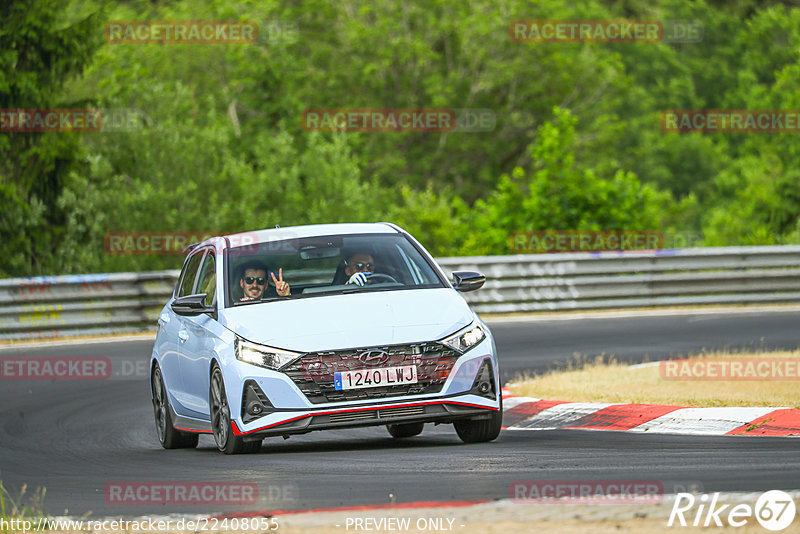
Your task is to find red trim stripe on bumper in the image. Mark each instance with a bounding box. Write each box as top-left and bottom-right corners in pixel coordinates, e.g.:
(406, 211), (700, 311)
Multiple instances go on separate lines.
(232, 400), (498, 435)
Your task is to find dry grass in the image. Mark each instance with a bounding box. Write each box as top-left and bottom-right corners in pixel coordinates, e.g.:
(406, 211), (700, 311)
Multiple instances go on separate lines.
(0, 477), (47, 531)
(507, 350), (800, 408)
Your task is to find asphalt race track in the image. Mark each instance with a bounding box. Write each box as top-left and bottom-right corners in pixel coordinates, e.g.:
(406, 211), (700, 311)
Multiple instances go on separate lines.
(0, 308), (798, 517)
(491, 308), (800, 382)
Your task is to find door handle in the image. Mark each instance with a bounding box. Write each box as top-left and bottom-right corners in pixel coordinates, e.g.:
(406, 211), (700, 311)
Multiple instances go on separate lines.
(178, 330), (189, 343)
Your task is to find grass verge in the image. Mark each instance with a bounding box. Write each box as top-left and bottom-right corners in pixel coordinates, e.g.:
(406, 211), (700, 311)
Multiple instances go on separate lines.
(0, 477), (47, 532)
(507, 350), (800, 408)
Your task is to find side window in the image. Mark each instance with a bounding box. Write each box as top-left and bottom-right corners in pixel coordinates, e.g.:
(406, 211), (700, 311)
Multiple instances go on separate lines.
(196, 252), (217, 306)
(176, 251), (204, 298)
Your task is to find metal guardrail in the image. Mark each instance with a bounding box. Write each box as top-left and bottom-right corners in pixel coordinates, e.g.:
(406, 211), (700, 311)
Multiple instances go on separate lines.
(437, 245), (800, 313)
(2, 246), (800, 340)
(0, 272), (178, 341)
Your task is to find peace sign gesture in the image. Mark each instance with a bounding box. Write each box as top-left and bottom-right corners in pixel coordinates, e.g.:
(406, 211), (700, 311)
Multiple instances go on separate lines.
(271, 268), (291, 296)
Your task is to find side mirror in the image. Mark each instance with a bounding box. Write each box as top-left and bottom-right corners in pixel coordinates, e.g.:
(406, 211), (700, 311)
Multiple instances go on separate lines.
(171, 294), (215, 317)
(452, 271), (486, 292)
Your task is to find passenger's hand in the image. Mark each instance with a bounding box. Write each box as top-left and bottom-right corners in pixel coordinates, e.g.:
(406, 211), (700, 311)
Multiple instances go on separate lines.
(346, 272), (370, 286)
(271, 268), (291, 296)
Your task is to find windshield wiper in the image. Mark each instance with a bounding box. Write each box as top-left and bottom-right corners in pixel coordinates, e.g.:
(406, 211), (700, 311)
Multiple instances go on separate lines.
(340, 286), (377, 294)
(234, 296), (292, 305)
(259, 296), (292, 302)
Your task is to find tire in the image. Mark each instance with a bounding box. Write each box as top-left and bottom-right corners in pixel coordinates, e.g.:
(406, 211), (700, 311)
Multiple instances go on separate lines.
(151, 366), (199, 449)
(210, 364), (261, 454)
(453, 398), (503, 444)
(386, 422), (424, 438)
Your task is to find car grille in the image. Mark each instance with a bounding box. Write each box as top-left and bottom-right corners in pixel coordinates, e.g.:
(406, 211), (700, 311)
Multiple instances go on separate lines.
(327, 405), (427, 424)
(282, 342), (459, 404)
(329, 411), (378, 424)
(379, 405), (425, 418)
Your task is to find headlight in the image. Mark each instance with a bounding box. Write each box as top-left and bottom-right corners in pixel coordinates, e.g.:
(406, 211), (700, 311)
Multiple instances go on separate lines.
(235, 337), (301, 370)
(440, 323), (486, 353)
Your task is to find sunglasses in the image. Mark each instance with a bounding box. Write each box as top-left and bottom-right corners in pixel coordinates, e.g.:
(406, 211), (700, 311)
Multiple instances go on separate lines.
(349, 262), (374, 271)
(243, 276), (266, 285)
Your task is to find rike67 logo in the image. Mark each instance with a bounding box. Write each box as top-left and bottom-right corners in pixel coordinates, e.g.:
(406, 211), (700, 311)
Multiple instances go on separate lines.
(668, 490), (797, 531)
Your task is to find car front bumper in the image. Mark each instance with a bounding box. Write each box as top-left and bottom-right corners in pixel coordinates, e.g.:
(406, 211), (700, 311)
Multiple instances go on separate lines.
(231, 395), (499, 441)
(226, 336), (500, 439)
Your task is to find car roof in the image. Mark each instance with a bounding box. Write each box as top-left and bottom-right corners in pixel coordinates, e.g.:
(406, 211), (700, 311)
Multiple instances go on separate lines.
(196, 222), (402, 250)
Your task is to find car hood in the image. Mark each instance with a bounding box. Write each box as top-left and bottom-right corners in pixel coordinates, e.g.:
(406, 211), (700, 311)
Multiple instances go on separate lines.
(220, 288), (473, 352)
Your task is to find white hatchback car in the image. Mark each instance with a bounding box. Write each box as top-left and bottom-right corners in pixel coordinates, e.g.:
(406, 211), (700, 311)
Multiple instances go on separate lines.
(150, 223), (501, 454)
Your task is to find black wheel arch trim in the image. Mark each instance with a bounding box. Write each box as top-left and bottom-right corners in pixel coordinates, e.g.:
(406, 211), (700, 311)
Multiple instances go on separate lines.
(168, 400), (213, 433)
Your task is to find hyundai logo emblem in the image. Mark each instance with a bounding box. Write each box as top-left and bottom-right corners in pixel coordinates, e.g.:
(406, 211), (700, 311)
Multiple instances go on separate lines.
(358, 350), (390, 366)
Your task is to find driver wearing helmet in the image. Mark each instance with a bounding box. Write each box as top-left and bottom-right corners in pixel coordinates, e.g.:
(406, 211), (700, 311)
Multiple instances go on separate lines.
(344, 252), (375, 286)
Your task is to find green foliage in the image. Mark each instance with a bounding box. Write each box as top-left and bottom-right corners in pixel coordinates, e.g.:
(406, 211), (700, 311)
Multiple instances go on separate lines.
(458, 109), (667, 254)
(382, 185), (467, 257)
(0, 0), (104, 276)
(3, 0), (800, 276)
(703, 154), (800, 246)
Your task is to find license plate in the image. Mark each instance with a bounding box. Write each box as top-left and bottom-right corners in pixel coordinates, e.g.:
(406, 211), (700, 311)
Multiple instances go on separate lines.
(334, 365), (418, 390)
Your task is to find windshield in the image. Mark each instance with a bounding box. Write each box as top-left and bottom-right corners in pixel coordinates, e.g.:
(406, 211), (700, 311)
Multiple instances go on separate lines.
(225, 233), (445, 307)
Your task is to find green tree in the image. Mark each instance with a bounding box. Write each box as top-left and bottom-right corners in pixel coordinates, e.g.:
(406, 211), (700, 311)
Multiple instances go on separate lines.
(0, 0), (104, 275)
(458, 108), (668, 254)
